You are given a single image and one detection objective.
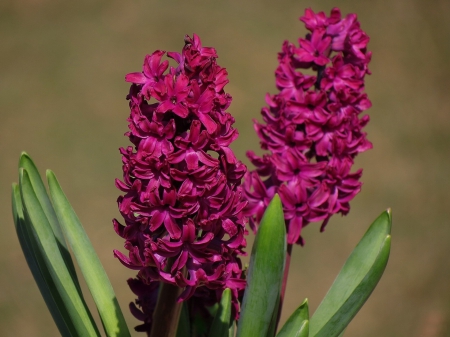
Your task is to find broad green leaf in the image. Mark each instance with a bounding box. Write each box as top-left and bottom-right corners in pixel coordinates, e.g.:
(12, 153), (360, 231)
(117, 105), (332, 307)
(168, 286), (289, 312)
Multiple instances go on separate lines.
(276, 299), (309, 337)
(236, 194), (286, 337)
(47, 170), (131, 337)
(208, 288), (232, 337)
(265, 294), (280, 337)
(176, 302), (191, 337)
(20, 168), (100, 337)
(19, 153), (80, 290)
(12, 184), (75, 337)
(299, 321), (309, 337)
(191, 310), (209, 337)
(229, 321), (236, 337)
(206, 302), (219, 318)
(310, 210), (392, 337)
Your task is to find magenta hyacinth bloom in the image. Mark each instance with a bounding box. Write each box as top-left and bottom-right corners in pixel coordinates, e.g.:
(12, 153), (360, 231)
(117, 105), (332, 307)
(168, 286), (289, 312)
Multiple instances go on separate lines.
(114, 34), (248, 324)
(244, 8), (372, 245)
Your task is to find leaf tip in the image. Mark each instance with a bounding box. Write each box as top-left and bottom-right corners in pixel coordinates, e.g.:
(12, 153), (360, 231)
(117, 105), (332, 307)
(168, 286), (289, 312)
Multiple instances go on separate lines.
(46, 170), (57, 184)
(20, 151), (29, 159)
(221, 288), (231, 301)
(19, 152), (32, 167)
(265, 193), (284, 223)
(300, 298), (308, 308)
(271, 193), (282, 207)
(385, 208), (392, 233)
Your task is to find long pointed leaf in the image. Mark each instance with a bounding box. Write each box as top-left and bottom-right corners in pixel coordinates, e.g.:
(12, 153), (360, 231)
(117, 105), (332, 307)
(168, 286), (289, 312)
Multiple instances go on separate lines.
(176, 302), (191, 337)
(20, 168), (100, 337)
(236, 194), (286, 337)
(276, 299), (309, 337)
(310, 210), (392, 337)
(19, 152), (81, 291)
(208, 288), (232, 337)
(265, 294), (280, 337)
(12, 183), (75, 336)
(228, 321), (236, 337)
(47, 170), (131, 337)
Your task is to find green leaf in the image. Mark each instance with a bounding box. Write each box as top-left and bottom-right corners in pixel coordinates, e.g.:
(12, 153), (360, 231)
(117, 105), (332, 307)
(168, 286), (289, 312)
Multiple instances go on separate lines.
(20, 168), (100, 337)
(208, 288), (232, 337)
(47, 170), (131, 337)
(19, 152), (80, 291)
(236, 194), (286, 337)
(192, 310), (209, 337)
(299, 321), (309, 337)
(229, 321), (236, 337)
(176, 302), (191, 337)
(12, 183), (75, 337)
(309, 210), (392, 337)
(265, 294), (280, 337)
(276, 299), (309, 337)
(206, 302), (219, 318)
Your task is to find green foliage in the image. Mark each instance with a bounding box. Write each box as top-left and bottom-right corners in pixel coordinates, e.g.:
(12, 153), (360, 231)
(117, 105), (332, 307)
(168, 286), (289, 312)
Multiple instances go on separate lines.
(47, 170), (131, 337)
(244, 206), (392, 337)
(18, 167), (100, 336)
(19, 152), (80, 290)
(208, 288), (232, 337)
(236, 194), (286, 337)
(176, 303), (191, 337)
(12, 153), (130, 337)
(309, 210), (392, 337)
(12, 183), (75, 336)
(11, 154), (392, 337)
(276, 299), (309, 337)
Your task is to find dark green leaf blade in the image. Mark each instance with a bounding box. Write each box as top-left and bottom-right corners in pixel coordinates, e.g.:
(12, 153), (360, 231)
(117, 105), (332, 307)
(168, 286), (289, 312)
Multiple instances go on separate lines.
(47, 170), (131, 337)
(20, 168), (100, 337)
(265, 293), (280, 337)
(208, 288), (232, 337)
(276, 299), (309, 337)
(176, 302), (191, 337)
(12, 183), (75, 337)
(309, 210), (392, 337)
(236, 194), (286, 337)
(19, 152), (80, 290)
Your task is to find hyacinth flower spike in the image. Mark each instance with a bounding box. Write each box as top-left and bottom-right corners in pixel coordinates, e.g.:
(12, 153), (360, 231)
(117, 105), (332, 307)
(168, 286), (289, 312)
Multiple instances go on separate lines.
(243, 7), (373, 327)
(115, 34), (248, 336)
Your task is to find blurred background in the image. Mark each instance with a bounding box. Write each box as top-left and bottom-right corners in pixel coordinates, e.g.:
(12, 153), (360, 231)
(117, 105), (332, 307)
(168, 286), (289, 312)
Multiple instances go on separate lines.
(1, 0), (450, 336)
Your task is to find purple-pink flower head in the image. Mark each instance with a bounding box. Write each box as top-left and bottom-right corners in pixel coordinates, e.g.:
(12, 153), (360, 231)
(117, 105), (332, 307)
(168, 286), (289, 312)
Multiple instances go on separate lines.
(244, 8), (372, 245)
(114, 34), (247, 319)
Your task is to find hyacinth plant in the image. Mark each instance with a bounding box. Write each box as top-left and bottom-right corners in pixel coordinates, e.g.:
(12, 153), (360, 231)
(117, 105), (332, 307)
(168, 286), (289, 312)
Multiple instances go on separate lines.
(11, 7), (391, 337)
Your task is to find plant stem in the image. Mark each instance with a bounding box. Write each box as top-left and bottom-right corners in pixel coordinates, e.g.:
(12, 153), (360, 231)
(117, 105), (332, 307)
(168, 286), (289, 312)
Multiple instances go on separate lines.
(149, 259), (184, 337)
(275, 243), (293, 331)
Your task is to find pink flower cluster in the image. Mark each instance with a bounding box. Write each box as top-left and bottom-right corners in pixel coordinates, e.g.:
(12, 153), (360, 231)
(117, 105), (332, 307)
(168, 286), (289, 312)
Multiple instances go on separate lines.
(244, 8), (373, 245)
(113, 34), (248, 323)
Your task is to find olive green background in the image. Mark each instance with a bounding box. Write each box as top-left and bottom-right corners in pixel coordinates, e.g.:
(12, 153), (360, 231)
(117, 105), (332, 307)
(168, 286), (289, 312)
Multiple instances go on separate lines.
(1, 0), (449, 336)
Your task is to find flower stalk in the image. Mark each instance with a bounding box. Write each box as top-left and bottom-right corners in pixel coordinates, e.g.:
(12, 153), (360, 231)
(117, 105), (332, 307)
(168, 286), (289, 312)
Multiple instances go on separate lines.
(149, 259), (184, 337)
